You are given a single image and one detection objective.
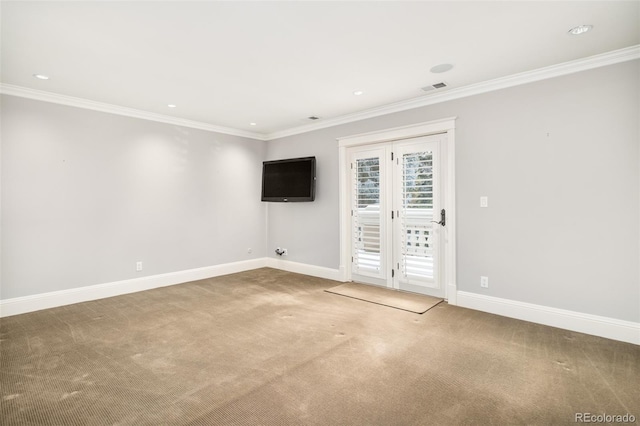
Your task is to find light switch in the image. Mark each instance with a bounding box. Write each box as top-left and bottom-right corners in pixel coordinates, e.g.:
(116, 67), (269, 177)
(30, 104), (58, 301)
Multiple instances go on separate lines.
(480, 196), (488, 208)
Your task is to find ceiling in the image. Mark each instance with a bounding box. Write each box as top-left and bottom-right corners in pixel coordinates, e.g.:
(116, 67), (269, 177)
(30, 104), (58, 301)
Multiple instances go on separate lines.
(2, 1), (639, 139)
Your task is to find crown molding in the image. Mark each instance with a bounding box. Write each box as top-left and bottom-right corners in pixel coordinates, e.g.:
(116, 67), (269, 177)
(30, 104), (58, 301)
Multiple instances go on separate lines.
(264, 44), (640, 140)
(0, 84), (268, 141)
(2, 45), (638, 142)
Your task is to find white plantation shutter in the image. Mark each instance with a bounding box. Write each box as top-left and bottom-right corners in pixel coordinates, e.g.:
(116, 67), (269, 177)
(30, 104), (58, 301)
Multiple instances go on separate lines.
(352, 156), (383, 277)
(346, 133), (446, 298)
(399, 151), (436, 282)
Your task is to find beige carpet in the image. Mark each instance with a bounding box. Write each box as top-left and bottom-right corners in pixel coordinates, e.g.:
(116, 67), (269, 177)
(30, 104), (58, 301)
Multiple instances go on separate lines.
(1, 268), (638, 425)
(325, 282), (442, 313)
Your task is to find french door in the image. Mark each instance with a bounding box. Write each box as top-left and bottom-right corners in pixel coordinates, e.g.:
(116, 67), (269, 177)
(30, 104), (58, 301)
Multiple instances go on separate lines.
(349, 134), (446, 298)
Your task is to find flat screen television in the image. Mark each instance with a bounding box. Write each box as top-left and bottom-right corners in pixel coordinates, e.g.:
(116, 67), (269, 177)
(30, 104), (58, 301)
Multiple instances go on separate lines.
(261, 156), (316, 202)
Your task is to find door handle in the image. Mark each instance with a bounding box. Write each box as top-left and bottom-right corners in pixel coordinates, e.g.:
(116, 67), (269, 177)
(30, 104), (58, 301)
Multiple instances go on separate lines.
(431, 209), (446, 227)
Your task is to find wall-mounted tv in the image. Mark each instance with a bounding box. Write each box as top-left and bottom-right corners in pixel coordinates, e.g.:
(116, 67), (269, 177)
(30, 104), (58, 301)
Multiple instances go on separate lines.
(261, 156), (316, 202)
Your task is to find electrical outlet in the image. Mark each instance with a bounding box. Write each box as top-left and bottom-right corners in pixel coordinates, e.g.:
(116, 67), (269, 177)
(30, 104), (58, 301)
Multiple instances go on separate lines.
(247, 248), (253, 254)
(136, 261), (143, 272)
(480, 276), (489, 288)
(282, 248), (288, 256)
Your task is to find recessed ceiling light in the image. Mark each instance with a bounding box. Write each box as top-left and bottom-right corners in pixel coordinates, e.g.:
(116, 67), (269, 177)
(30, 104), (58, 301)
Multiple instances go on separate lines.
(33, 74), (49, 80)
(353, 90), (364, 96)
(568, 25), (593, 35)
(167, 104), (177, 108)
(430, 64), (454, 74)
(250, 122), (257, 126)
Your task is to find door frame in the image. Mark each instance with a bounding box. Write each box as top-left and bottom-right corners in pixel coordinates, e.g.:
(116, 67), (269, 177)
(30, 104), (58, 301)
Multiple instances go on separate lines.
(337, 117), (457, 304)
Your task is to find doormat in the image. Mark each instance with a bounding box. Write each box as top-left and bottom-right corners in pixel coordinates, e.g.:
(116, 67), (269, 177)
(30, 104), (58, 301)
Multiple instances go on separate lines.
(325, 282), (443, 314)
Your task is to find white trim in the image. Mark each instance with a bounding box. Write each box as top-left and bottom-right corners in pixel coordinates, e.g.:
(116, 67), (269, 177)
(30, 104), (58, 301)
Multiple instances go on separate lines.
(0, 84), (267, 141)
(446, 284), (457, 305)
(0, 258), (345, 318)
(0, 258), (268, 318)
(338, 117), (457, 147)
(266, 258), (344, 282)
(457, 291), (640, 345)
(267, 45), (640, 140)
(3, 257), (636, 345)
(2, 46), (637, 143)
(444, 128), (456, 305)
(338, 117), (457, 302)
(338, 141), (350, 282)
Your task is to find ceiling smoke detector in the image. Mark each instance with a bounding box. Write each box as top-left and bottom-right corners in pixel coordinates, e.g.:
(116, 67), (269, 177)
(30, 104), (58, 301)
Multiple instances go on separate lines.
(430, 64), (454, 74)
(421, 82), (448, 92)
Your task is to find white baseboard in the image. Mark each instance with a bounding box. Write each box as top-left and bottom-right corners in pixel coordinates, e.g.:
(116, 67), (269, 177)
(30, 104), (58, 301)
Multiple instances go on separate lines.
(266, 257), (344, 282)
(6, 261), (635, 346)
(0, 258), (268, 318)
(457, 291), (640, 345)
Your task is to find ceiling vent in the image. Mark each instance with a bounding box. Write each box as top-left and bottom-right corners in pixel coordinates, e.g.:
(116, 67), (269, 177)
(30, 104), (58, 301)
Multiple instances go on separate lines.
(421, 82), (448, 92)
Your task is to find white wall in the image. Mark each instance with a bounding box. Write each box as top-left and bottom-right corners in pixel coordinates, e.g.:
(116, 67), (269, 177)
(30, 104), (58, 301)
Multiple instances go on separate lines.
(266, 128), (340, 268)
(266, 60), (640, 323)
(1, 95), (266, 299)
(2, 60), (638, 326)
